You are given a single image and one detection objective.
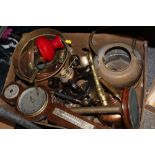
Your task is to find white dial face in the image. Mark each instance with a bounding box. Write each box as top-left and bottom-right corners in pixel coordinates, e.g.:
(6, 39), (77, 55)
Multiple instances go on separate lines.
(4, 84), (20, 99)
(18, 87), (47, 115)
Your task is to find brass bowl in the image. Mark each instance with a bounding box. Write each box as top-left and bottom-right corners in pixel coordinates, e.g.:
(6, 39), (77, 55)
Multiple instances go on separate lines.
(13, 28), (70, 82)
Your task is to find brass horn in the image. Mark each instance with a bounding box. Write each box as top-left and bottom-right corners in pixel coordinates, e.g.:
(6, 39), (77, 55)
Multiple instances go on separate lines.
(88, 49), (108, 106)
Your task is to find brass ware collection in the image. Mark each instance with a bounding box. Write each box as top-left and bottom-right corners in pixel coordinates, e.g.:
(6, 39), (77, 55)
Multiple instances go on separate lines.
(1, 28), (145, 129)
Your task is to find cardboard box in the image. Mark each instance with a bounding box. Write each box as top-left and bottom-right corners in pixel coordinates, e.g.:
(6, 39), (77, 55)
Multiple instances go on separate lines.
(0, 32), (147, 128)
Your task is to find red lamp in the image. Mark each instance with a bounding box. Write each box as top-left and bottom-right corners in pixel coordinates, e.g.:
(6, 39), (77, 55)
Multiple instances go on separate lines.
(35, 35), (64, 62)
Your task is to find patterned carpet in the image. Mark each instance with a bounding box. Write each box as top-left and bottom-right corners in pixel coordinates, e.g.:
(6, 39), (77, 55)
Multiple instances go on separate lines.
(0, 27), (20, 93)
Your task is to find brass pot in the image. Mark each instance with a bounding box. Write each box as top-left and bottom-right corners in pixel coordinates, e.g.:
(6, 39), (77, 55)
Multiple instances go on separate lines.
(94, 43), (142, 88)
(13, 28), (71, 83)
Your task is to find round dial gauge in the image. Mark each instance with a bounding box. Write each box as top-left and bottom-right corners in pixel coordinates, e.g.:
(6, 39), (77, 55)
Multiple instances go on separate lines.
(17, 87), (48, 117)
(4, 84), (20, 99)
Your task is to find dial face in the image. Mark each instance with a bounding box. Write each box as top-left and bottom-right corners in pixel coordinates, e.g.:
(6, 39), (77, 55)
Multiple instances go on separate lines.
(17, 87), (47, 116)
(4, 84), (20, 99)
